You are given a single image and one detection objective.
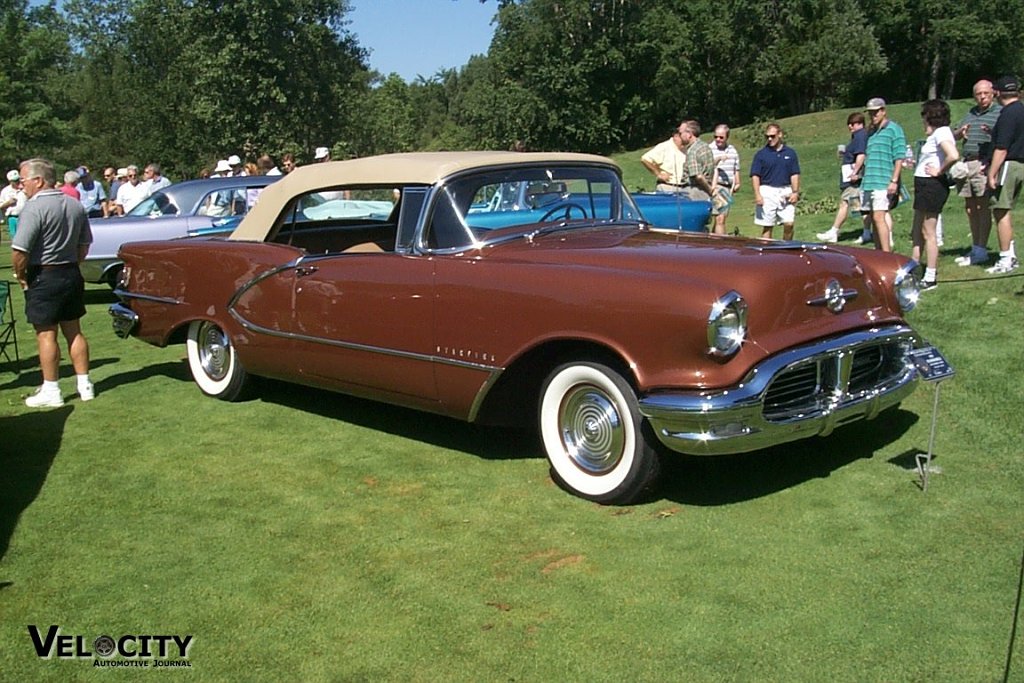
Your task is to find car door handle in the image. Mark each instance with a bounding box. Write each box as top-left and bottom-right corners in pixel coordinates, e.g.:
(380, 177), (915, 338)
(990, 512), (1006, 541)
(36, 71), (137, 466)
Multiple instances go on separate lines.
(296, 266), (319, 278)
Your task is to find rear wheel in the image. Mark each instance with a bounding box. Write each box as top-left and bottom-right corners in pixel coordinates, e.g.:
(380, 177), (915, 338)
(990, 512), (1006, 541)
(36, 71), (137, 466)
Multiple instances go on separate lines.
(186, 320), (251, 401)
(539, 361), (661, 504)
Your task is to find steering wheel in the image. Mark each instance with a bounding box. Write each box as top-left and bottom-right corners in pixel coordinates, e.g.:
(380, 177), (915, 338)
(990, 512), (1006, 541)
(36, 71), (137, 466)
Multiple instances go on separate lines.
(539, 202), (588, 222)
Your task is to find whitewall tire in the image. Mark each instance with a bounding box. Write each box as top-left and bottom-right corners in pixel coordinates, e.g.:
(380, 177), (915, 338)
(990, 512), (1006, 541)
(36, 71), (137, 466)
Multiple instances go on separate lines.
(186, 320), (250, 401)
(539, 361), (660, 504)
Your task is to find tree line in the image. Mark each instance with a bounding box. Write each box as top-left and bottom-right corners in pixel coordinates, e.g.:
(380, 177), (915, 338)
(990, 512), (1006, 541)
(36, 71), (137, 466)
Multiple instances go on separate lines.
(2, 0), (1021, 179)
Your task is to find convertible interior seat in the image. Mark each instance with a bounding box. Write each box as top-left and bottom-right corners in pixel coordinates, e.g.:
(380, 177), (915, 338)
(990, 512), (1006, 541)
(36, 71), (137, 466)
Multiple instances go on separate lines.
(342, 241), (386, 254)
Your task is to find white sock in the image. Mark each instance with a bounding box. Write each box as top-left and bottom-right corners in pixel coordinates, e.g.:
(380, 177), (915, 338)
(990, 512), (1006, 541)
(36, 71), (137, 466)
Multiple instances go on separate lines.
(77, 374), (92, 389)
(42, 380), (60, 393)
(924, 267), (937, 282)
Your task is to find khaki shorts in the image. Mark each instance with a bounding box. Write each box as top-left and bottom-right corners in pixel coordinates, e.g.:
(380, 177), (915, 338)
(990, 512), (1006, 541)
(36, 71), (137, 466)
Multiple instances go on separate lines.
(711, 188), (733, 216)
(956, 159), (988, 198)
(990, 160), (1024, 211)
(840, 185), (861, 211)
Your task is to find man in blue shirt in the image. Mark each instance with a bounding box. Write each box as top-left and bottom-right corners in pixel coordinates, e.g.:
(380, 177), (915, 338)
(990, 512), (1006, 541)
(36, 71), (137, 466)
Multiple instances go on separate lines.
(817, 112), (868, 243)
(750, 122), (801, 240)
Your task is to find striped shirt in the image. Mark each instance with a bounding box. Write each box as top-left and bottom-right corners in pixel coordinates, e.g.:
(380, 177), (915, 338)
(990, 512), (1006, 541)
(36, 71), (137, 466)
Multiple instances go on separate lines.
(955, 103), (1002, 160)
(862, 120), (907, 192)
(710, 142), (740, 188)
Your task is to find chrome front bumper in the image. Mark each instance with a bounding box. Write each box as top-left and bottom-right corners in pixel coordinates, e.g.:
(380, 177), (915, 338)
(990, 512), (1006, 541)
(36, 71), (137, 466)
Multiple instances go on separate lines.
(639, 325), (925, 456)
(109, 302), (139, 339)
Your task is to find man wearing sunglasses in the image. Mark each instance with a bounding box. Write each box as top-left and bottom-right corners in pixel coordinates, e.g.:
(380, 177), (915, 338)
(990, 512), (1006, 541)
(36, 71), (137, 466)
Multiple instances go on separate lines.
(750, 123), (801, 240)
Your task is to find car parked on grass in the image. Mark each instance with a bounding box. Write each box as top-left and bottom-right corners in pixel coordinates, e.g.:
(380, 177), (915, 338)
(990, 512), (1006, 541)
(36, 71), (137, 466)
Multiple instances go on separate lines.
(110, 151), (942, 504)
(82, 175), (282, 286)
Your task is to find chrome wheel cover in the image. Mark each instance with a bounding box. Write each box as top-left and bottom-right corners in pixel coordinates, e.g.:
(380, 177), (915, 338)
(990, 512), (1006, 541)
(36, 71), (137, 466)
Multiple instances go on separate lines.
(197, 322), (230, 381)
(558, 384), (626, 474)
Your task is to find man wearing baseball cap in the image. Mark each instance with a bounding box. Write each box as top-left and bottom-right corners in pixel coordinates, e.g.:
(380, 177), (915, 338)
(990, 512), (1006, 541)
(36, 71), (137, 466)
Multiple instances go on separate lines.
(1, 170), (25, 239)
(860, 97), (907, 252)
(986, 75), (1023, 274)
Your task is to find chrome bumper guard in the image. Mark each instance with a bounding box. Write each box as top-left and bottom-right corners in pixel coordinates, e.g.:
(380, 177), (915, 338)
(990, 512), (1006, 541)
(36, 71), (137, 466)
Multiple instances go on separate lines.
(109, 303), (139, 339)
(639, 325), (925, 456)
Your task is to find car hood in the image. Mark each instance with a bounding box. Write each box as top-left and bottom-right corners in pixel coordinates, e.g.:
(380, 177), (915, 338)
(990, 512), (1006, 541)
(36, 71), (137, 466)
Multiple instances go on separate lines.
(481, 225), (908, 353)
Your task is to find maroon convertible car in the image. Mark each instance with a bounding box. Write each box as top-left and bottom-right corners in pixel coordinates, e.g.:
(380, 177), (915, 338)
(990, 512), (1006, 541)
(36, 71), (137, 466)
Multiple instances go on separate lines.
(111, 152), (942, 503)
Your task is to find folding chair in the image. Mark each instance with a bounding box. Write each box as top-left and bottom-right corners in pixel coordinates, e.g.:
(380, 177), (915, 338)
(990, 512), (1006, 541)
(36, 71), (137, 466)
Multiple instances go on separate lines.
(0, 279), (20, 373)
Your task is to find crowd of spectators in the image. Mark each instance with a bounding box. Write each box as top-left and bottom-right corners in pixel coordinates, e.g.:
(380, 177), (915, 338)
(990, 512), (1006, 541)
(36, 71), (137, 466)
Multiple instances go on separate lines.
(642, 76), (1023, 283)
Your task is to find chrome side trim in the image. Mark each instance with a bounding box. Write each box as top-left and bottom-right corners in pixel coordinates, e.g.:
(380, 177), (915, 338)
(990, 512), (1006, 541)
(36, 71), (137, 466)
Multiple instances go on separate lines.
(112, 289), (181, 306)
(228, 307), (501, 374)
(748, 241), (829, 252)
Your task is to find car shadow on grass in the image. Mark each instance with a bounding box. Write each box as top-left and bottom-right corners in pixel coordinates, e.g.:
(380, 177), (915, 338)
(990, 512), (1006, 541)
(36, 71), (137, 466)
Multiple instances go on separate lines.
(0, 405), (73, 564)
(92, 360), (191, 394)
(258, 378), (538, 462)
(257, 379), (922, 504)
(656, 408), (920, 505)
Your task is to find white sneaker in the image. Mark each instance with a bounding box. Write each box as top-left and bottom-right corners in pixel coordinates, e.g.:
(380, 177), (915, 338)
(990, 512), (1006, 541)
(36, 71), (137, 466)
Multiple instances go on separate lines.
(816, 228), (838, 243)
(986, 258), (1019, 274)
(25, 387), (64, 408)
(78, 382), (95, 401)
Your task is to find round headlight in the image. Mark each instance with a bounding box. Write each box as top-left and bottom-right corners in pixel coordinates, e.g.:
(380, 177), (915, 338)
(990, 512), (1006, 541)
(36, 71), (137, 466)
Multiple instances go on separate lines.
(707, 290), (748, 357)
(894, 261), (920, 312)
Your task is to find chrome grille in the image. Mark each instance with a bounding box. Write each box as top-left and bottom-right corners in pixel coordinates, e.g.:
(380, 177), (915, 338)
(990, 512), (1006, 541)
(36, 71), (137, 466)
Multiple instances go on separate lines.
(763, 340), (907, 421)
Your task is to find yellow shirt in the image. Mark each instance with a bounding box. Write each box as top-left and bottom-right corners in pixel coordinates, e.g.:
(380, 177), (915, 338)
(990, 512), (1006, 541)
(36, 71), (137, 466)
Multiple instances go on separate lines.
(641, 138), (687, 185)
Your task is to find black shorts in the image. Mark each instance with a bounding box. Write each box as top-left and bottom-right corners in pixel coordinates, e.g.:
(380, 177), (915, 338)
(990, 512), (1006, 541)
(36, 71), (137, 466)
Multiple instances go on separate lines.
(913, 176), (950, 214)
(25, 264), (86, 326)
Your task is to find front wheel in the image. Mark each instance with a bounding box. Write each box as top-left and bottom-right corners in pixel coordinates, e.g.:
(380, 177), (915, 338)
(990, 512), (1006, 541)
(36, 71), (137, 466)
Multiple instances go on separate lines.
(186, 320), (251, 401)
(539, 361), (661, 504)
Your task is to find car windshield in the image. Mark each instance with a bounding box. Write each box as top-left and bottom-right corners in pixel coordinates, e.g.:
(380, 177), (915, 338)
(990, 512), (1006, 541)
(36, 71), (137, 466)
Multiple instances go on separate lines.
(127, 192), (178, 217)
(425, 165), (641, 250)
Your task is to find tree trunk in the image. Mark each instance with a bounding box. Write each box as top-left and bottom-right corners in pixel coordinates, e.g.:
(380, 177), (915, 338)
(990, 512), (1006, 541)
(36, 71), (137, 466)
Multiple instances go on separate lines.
(927, 50), (940, 100)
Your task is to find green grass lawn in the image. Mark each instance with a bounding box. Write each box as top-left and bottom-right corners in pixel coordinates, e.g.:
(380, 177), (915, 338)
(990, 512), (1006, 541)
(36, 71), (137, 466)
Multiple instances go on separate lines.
(2, 106), (1024, 681)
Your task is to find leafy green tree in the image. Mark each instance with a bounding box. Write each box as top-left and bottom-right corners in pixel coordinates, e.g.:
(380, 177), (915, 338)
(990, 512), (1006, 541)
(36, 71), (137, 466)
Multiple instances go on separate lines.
(0, 0), (75, 170)
(743, 0), (887, 114)
(62, 0), (370, 177)
(861, 0), (1024, 101)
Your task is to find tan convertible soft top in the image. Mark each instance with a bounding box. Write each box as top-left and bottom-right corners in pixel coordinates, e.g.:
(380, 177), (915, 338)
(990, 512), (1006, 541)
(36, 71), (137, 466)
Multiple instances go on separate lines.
(230, 151), (615, 241)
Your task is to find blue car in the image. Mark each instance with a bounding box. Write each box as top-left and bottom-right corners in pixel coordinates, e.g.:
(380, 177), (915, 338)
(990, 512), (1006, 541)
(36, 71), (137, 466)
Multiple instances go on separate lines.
(466, 179), (710, 232)
(82, 175), (282, 286)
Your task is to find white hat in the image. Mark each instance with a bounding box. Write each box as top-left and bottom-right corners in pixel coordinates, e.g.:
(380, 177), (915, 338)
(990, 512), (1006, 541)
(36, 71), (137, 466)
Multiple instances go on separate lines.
(214, 159), (232, 174)
(6, 170), (19, 182)
(314, 147), (330, 160)
(227, 154), (242, 166)
(116, 167), (128, 178)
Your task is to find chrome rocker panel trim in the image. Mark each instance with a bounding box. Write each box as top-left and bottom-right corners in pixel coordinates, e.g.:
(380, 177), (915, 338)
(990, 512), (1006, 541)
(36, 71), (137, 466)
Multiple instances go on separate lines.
(638, 325), (923, 456)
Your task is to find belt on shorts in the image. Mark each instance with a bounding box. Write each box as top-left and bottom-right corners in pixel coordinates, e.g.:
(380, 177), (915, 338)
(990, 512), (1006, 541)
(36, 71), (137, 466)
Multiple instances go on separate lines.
(37, 263), (78, 270)
(657, 182), (688, 187)
(963, 154), (981, 161)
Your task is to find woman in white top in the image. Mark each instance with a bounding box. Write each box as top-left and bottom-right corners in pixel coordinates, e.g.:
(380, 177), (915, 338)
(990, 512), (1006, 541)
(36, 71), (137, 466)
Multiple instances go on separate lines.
(912, 99), (959, 289)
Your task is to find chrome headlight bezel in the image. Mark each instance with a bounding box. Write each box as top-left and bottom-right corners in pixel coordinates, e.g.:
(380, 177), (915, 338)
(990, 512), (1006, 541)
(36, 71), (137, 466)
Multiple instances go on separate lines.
(894, 260), (920, 313)
(707, 290), (748, 357)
